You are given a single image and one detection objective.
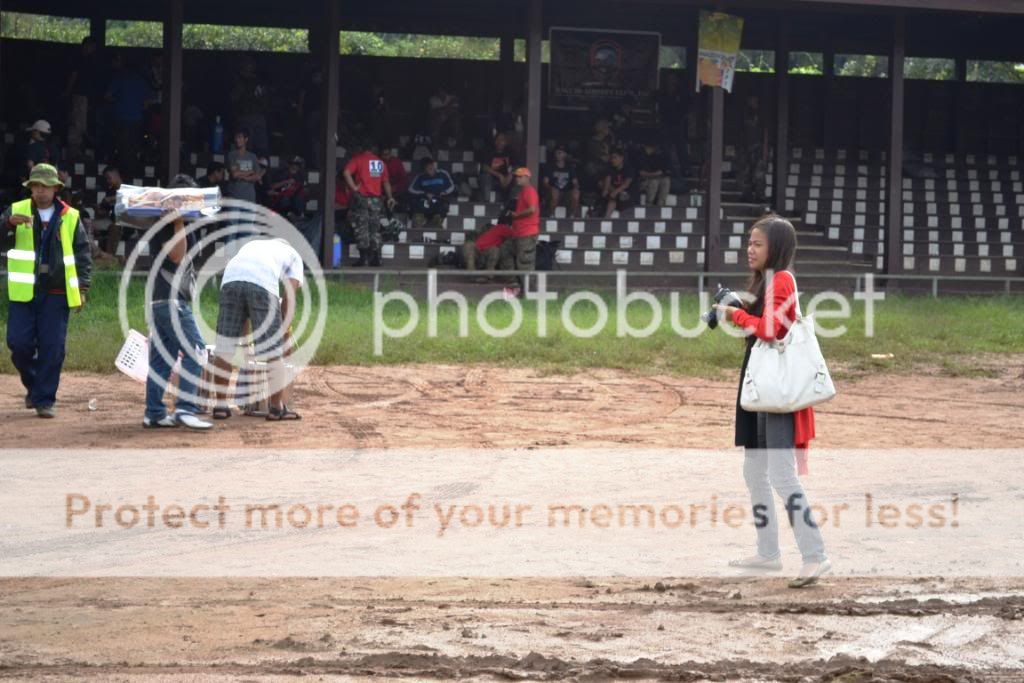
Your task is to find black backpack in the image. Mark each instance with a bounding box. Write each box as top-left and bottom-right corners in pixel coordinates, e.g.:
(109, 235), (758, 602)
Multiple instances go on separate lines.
(535, 239), (561, 271)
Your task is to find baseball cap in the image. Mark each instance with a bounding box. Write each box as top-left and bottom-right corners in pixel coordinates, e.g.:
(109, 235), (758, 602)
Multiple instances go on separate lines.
(513, 167), (532, 178)
(22, 163), (63, 188)
(25, 120), (52, 135)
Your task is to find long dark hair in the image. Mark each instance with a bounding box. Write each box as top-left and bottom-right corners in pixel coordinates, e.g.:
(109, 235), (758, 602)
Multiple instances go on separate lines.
(745, 215), (797, 311)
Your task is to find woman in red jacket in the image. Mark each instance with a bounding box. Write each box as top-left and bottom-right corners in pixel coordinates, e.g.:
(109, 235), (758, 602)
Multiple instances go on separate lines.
(715, 215), (831, 588)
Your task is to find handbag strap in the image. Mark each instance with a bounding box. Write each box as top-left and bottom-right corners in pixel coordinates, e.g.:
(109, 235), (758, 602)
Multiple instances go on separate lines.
(782, 269), (802, 319)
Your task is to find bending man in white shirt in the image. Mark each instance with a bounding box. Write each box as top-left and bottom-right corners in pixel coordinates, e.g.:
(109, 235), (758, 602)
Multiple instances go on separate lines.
(210, 237), (304, 421)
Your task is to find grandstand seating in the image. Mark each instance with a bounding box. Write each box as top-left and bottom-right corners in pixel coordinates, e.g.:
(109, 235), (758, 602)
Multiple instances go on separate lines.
(2, 126), (1021, 280)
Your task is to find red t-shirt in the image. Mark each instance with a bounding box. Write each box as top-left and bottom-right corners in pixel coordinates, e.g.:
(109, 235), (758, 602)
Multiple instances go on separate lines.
(731, 270), (816, 462)
(475, 223), (516, 251)
(344, 151), (390, 197)
(511, 185), (540, 237)
(385, 157), (409, 195)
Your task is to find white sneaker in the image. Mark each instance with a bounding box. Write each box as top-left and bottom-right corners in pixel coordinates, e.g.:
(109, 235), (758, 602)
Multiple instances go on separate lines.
(175, 412), (213, 430)
(143, 414), (178, 428)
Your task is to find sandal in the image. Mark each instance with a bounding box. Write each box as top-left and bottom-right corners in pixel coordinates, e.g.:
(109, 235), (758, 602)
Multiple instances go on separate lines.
(266, 404), (301, 421)
(212, 406), (232, 420)
(728, 555), (783, 571)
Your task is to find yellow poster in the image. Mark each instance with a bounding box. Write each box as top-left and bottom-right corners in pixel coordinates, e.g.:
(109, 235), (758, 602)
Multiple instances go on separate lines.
(696, 11), (744, 92)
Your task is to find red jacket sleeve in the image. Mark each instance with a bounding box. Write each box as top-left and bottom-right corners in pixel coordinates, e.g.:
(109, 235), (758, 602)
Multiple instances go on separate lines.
(731, 271), (799, 342)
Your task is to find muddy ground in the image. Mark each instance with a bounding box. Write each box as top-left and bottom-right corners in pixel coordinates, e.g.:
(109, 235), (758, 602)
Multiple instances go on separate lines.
(1, 363), (1023, 681)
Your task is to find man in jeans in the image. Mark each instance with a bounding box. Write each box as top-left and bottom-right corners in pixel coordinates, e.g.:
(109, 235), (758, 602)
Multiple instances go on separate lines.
(143, 174), (212, 430)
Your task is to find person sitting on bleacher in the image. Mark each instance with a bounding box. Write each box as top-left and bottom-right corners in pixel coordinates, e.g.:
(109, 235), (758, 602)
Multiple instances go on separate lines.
(408, 157), (455, 228)
(267, 156), (307, 219)
(637, 139), (671, 207)
(541, 143), (581, 218)
(196, 161), (227, 194)
(599, 148), (634, 218)
(95, 166), (127, 257)
(381, 147), (409, 197)
(463, 222), (514, 272)
(478, 132), (516, 204)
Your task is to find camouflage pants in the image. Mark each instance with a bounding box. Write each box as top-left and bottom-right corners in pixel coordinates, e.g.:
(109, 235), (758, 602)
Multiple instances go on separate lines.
(498, 236), (538, 272)
(463, 241), (500, 271)
(351, 194), (383, 251)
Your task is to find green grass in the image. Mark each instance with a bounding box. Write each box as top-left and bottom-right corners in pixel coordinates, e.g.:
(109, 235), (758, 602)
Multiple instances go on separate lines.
(1, 273), (1022, 379)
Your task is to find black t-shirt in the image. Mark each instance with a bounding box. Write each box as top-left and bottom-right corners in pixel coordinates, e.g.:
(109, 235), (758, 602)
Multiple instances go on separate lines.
(638, 151), (668, 175)
(148, 222), (197, 305)
(543, 162), (577, 191)
(606, 163), (633, 189)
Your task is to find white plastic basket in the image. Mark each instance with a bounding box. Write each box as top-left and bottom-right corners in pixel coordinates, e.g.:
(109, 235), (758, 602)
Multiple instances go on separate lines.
(114, 329), (150, 383)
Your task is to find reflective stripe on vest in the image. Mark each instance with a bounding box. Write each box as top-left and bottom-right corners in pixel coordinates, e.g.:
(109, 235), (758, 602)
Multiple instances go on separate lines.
(8, 199), (82, 307)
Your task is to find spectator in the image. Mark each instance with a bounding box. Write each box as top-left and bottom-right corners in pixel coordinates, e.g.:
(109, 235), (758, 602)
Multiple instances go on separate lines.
(267, 156), (307, 218)
(95, 166), (126, 256)
(498, 167), (540, 283)
(230, 60), (270, 155)
(370, 86), (393, 149)
(737, 95), (768, 203)
(381, 146), (409, 196)
(541, 143), (580, 218)
(142, 174), (212, 430)
(583, 118), (615, 182)
(23, 120), (59, 173)
(182, 100), (206, 157)
(478, 132), (515, 203)
(658, 72), (689, 180)
(405, 132), (435, 164)
(343, 141), (396, 267)
(225, 129), (261, 204)
(197, 161), (227, 191)
(428, 86), (463, 146)
(106, 52), (154, 177)
(408, 157), (456, 228)
(463, 222), (514, 272)
(599, 148), (633, 218)
(255, 157), (271, 206)
(63, 37), (101, 161)
(210, 237), (304, 422)
(637, 140), (671, 207)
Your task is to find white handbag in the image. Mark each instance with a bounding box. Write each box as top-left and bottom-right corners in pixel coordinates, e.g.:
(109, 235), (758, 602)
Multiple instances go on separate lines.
(739, 272), (836, 413)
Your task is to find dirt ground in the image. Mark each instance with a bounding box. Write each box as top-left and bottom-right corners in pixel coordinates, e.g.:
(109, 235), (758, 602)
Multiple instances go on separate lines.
(2, 363), (1023, 681)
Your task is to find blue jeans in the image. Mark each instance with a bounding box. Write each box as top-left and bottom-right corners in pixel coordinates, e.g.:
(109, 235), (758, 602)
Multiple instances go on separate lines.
(743, 412), (827, 563)
(7, 294), (70, 409)
(145, 301), (206, 420)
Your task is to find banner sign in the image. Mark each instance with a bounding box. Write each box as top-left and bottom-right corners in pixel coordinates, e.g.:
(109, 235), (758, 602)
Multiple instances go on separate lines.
(549, 27), (661, 110)
(696, 11), (744, 92)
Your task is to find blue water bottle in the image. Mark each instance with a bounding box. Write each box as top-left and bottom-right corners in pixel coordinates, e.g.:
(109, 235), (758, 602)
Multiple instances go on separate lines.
(211, 115), (224, 154)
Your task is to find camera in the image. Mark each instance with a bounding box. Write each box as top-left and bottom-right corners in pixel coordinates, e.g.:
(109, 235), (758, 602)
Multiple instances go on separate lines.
(701, 284), (744, 330)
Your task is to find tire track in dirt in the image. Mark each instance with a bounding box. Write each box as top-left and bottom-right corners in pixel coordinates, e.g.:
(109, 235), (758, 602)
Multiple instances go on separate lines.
(2, 654), (1019, 681)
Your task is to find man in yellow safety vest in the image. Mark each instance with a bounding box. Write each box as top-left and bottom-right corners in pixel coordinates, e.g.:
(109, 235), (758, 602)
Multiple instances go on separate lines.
(2, 163), (92, 418)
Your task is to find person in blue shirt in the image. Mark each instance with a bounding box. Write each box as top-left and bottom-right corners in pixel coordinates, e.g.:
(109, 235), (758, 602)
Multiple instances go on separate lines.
(408, 157), (455, 228)
(105, 52), (155, 178)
